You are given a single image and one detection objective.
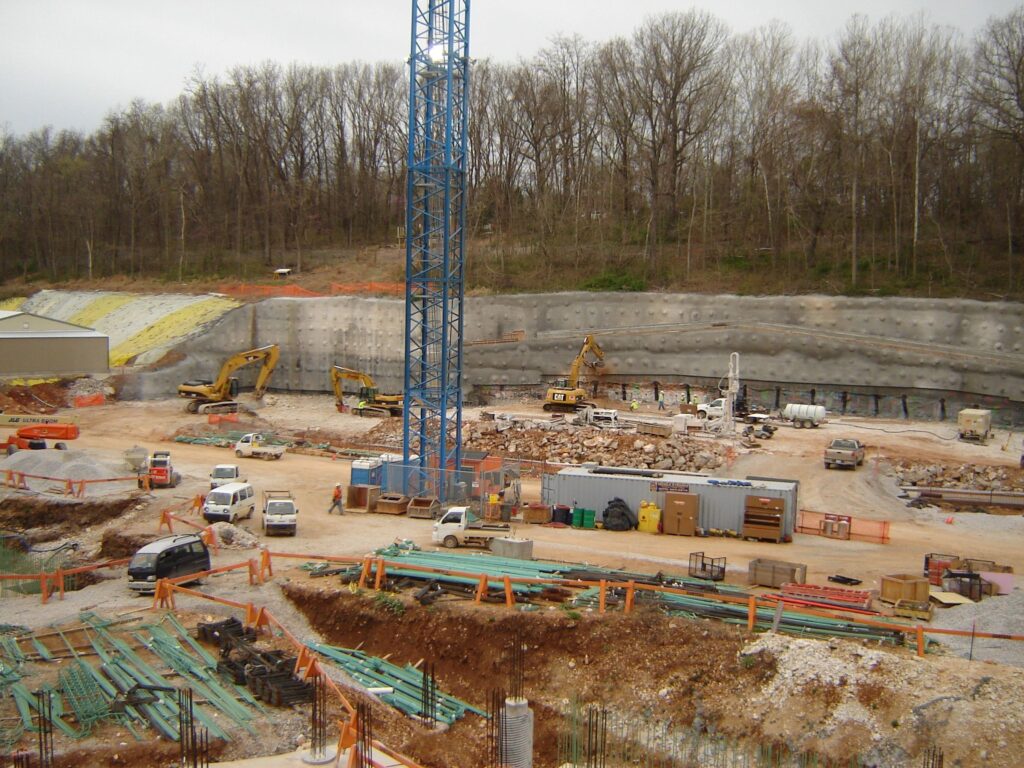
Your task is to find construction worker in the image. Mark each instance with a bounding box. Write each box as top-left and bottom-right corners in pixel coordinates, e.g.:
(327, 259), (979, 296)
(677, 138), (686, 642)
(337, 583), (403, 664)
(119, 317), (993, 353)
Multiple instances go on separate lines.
(630, 398), (639, 412)
(658, 391), (666, 410)
(328, 483), (344, 515)
(357, 399), (368, 411)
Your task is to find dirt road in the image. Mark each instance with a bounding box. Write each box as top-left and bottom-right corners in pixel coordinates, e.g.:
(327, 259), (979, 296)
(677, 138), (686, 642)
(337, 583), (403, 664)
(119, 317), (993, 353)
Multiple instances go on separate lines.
(50, 395), (1024, 592)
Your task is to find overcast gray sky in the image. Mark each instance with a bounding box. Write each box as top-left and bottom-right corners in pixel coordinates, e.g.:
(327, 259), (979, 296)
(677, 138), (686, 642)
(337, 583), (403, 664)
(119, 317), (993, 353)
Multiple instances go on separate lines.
(1, 0), (1020, 136)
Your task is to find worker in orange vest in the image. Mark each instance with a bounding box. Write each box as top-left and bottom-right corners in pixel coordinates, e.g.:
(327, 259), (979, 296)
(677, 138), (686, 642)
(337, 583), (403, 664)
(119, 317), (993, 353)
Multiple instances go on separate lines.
(328, 483), (344, 515)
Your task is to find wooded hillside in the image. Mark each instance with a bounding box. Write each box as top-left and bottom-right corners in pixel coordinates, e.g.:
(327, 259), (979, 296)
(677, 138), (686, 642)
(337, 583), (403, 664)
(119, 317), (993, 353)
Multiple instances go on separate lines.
(1, 10), (1022, 298)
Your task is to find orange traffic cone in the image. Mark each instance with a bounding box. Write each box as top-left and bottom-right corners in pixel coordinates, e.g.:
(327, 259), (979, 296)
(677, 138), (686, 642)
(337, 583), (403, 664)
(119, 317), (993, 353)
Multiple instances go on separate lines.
(944, 516), (954, 524)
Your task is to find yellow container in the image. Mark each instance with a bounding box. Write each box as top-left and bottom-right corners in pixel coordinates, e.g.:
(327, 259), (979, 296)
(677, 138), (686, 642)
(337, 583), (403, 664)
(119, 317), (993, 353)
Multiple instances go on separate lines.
(638, 501), (661, 533)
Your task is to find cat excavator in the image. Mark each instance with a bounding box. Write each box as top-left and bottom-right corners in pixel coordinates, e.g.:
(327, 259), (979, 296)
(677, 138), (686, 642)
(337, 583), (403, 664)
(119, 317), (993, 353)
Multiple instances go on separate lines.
(544, 334), (605, 412)
(177, 344), (280, 414)
(329, 366), (404, 417)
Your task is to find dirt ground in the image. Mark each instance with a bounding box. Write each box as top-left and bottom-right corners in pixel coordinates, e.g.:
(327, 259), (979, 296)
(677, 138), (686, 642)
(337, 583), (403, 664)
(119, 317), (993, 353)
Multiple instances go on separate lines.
(2, 389), (1023, 767)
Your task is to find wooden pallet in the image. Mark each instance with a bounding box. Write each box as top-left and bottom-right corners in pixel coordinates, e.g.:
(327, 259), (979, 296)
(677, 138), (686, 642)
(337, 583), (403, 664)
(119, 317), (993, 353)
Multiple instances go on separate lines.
(893, 599), (933, 622)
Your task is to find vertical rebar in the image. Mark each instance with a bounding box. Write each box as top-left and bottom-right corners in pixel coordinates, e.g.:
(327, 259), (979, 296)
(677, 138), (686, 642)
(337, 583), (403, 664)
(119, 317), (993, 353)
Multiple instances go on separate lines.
(420, 662), (437, 729)
(310, 673), (327, 759)
(509, 629), (524, 700)
(487, 688), (505, 768)
(356, 702), (374, 768)
(34, 689), (53, 768)
(922, 746), (944, 768)
(12, 751), (32, 768)
(179, 687), (198, 768)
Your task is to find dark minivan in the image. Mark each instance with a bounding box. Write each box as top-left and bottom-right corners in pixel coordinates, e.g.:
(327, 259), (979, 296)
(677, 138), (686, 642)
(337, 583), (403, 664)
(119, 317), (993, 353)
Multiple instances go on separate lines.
(127, 534), (211, 593)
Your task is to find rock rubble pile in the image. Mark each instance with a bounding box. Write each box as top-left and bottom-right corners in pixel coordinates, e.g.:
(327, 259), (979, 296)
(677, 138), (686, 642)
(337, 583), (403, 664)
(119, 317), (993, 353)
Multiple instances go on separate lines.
(464, 419), (727, 471)
(892, 459), (1024, 492)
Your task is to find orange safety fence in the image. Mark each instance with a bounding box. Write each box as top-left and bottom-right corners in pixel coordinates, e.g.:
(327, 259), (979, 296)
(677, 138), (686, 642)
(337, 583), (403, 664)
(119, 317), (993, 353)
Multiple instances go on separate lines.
(0, 558), (130, 604)
(2, 470), (139, 498)
(207, 412), (240, 424)
(216, 282), (324, 298)
(796, 509), (891, 544)
(154, 576), (425, 767)
(257, 549), (1024, 658)
(330, 281), (405, 296)
(73, 393), (105, 407)
(157, 508), (220, 554)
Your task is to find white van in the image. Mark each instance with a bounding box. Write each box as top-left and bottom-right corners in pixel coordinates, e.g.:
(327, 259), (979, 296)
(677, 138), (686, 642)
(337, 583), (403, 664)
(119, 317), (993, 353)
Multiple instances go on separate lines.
(202, 482), (256, 524)
(209, 464), (245, 489)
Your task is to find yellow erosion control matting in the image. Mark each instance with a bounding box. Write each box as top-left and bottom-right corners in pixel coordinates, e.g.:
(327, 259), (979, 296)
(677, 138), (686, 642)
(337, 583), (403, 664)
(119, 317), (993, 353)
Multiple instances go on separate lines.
(109, 296), (239, 366)
(68, 294), (137, 330)
(0, 297), (27, 311)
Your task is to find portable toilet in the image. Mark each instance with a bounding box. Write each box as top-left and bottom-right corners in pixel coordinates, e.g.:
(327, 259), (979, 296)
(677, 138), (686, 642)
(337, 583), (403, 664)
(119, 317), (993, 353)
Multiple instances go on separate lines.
(351, 458), (383, 486)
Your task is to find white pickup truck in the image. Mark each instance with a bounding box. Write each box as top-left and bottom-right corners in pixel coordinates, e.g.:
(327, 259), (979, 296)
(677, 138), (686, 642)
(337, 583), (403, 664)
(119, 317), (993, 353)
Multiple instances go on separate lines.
(432, 506), (512, 549)
(234, 433), (285, 460)
(261, 490), (298, 535)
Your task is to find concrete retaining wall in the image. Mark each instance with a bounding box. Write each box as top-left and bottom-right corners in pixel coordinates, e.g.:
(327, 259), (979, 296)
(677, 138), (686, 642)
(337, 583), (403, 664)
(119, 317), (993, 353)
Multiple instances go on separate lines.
(125, 292), (1024, 423)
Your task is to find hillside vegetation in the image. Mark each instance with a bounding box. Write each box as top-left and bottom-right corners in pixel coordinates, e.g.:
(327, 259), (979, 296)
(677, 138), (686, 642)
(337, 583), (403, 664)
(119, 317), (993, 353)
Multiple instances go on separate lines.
(1, 10), (1023, 300)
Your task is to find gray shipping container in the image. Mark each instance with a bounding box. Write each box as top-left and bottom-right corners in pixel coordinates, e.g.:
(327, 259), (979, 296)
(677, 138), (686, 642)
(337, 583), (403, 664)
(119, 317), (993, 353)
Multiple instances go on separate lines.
(541, 465), (798, 540)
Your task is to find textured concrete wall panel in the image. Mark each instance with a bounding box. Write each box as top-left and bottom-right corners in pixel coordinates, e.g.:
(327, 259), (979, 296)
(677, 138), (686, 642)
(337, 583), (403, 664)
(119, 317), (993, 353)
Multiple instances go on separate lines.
(125, 292), (1024, 404)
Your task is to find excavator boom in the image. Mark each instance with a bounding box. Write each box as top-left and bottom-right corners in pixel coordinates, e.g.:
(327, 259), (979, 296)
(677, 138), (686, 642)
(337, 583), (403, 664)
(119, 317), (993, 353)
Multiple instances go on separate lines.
(329, 365), (403, 417)
(544, 334), (605, 412)
(178, 344), (280, 413)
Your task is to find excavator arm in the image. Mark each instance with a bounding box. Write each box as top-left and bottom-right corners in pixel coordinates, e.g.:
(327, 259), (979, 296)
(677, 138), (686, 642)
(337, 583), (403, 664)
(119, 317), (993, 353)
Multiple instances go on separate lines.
(565, 334), (605, 389)
(178, 344), (280, 412)
(329, 365), (403, 416)
(544, 334), (605, 412)
(212, 344), (280, 397)
(330, 366), (377, 406)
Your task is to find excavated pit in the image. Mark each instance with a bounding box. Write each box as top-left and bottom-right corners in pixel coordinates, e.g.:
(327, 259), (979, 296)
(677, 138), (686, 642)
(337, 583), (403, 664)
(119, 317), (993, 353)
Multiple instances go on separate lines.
(281, 583), (795, 768)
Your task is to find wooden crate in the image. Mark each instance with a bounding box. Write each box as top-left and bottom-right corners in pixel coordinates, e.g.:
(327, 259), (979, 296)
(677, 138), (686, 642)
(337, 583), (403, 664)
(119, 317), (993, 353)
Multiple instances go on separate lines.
(879, 573), (930, 605)
(748, 558), (807, 588)
(345, 484), (380, 514)
(522, 504), (552, 524)
(376, 494), (410, 515)
(407, 496), (441, 519)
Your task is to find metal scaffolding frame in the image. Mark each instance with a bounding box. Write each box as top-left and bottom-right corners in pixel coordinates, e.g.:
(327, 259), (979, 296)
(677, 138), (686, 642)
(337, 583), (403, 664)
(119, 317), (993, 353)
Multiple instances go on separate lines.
(403, 0), (470, 500)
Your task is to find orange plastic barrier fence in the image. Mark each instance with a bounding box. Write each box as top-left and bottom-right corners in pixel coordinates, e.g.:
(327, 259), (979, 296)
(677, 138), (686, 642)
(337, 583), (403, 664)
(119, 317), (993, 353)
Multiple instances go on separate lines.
(216, 283), (323, 298)
(207, 413), (239, 425)
(797, 510), (890, 544)
(330, 281), (405, 296)
(73, 393), (105, 407)
(3, 470), (137, 498)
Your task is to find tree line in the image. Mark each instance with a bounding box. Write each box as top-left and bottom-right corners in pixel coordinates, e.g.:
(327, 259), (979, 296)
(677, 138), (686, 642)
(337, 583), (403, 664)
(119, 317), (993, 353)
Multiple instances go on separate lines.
(1, 9), (1022, 297)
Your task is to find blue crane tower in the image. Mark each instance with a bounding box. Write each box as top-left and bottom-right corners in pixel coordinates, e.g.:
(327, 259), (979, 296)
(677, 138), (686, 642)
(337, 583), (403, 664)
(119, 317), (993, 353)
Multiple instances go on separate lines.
(403, 0), (470, 499)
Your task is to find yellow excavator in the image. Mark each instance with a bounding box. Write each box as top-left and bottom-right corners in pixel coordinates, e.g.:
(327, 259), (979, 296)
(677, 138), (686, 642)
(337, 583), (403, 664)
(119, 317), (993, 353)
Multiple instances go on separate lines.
(177, 344), (280, 414)
(544, 334), (605, 412)
(330, 366), (404, 417)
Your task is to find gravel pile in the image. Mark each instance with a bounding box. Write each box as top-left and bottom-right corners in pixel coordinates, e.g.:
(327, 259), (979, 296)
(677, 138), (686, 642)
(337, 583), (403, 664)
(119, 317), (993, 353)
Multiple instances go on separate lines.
(67, 377), (115, 399)
(931, 587), (1024, 667)
(0, 449), (137, 497)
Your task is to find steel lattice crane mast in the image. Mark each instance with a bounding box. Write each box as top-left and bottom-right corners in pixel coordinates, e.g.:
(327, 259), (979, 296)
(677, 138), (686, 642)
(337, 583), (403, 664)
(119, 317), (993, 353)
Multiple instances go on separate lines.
(403, 0), (470, 499)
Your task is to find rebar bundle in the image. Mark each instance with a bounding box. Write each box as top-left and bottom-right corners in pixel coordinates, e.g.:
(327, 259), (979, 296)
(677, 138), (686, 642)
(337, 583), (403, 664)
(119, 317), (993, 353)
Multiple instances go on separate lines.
(34, 689), (53, 768)
(310, 674), (328, 760)
(419, 662), (437, 728)
(922, 746), (944, 768)
(178, 687), (210, 768)
(356, 702), (374, 768)
(487, 688), (505, 768)
(509, 630), (525, 701)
